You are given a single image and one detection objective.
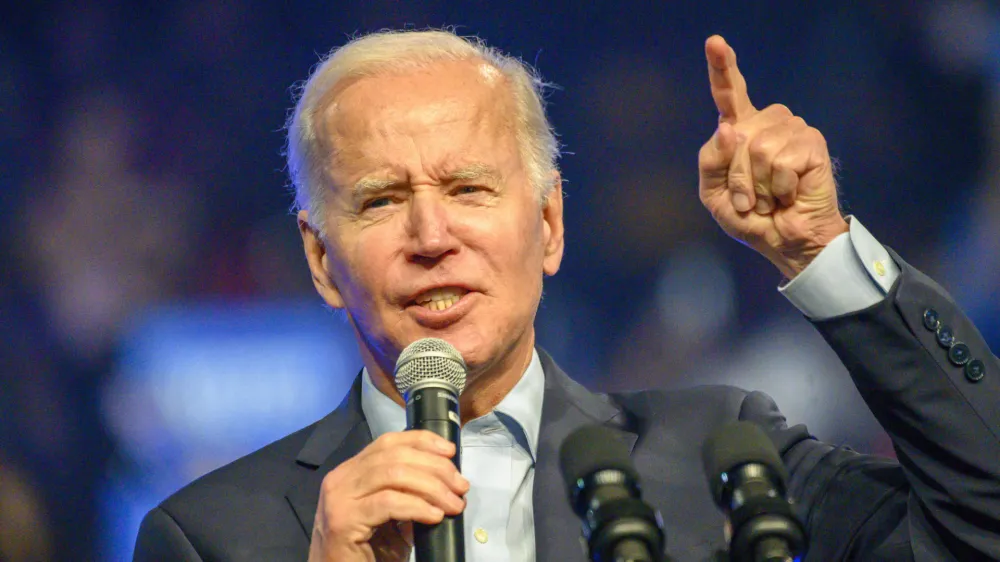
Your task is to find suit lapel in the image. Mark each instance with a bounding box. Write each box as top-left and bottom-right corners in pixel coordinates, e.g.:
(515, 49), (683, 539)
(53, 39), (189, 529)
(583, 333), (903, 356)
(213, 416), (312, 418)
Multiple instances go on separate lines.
(282, 352), (640, 561)
(533, 349), (638, 562)
(286, 373), (373, 537)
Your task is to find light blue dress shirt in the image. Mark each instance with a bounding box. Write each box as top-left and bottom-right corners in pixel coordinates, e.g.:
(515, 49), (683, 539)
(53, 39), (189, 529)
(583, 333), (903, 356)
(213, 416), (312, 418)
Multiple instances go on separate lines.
(362, 349), (544, 562)
(780, 217), (900, 319)
(360, 217), (898, 561)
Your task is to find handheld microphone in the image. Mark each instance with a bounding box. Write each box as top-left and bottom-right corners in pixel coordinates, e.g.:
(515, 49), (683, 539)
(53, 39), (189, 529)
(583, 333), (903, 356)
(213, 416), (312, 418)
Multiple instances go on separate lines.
(559, 424), (666, 562)
(394, 338), (468, 562)
(701, 421), (806, 562)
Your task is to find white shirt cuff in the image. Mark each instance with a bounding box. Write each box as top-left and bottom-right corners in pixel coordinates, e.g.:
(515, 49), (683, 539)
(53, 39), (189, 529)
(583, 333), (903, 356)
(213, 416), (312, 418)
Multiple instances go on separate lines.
(779, 217), (901, 320)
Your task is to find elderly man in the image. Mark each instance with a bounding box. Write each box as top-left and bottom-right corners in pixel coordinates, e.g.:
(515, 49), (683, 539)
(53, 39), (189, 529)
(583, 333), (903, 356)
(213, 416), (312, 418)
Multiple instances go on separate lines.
(134, 30), (999, 561)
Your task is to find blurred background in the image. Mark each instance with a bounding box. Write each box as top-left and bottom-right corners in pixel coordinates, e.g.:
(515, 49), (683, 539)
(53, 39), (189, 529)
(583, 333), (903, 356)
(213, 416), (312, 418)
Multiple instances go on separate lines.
(1, 1), (998, 560)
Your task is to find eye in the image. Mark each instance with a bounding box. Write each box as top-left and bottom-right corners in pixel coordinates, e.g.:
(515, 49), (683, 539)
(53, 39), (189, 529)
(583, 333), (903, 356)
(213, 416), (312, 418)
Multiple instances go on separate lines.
(363, 196), (393, 210)
(454, 185), (484, 195)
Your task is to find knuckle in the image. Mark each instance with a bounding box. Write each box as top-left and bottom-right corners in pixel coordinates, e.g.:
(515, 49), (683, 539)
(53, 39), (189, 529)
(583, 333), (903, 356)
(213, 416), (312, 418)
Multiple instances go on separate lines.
(749, 134), (777, 159)
(807, 126), (827, 145)
(748, 133), (769, 153)
(324, 505), (350, 532)
(377, 432), (400, 448)
(771, 160), (791, 174)
(772, 151), (794, 170)
(371, 491), (395, 515)
(380, 491), (400, 511)
(320, 468), (345, 494)
(789, 116), (807, 128)
(431, 458), (456, 481)
(767, 103), (792, 117)
(420, 430), (445, 446)
(389, 445), (415, 464)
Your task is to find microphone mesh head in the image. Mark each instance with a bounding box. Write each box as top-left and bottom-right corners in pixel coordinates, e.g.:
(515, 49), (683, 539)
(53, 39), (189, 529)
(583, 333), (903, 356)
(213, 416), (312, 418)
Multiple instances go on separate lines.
(701, 421), (787, 505)
(393, 338), (467, 395)
(559, 424), (639, 486)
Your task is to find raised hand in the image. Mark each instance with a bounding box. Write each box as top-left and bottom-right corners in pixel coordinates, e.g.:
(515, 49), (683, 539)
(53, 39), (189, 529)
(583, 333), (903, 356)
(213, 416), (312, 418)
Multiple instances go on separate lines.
(308, 431), (469, 562)
(698, 35), (849, 279)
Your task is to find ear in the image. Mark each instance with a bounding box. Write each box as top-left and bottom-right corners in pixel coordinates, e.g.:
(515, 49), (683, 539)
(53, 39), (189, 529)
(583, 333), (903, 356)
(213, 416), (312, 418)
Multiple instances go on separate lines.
(541, 172), (565, 276)
(298, 210), (346, 309)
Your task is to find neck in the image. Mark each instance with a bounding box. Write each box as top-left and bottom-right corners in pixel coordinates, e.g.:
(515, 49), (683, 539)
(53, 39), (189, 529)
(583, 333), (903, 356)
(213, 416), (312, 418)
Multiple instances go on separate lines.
(364, 331), (536, 425)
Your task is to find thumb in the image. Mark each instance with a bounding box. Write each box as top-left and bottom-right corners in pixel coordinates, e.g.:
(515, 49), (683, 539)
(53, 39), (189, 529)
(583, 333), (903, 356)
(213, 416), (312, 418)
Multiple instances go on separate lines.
(725, 130), (754, 213)
(699, 121), (739, 195)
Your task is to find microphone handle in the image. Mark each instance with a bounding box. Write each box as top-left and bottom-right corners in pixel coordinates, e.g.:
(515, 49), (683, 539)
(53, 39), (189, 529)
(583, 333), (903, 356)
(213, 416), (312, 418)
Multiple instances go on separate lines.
(407, 386), (465, 562)
(754, 537), (793, 562)
(612, 538), (654, 562)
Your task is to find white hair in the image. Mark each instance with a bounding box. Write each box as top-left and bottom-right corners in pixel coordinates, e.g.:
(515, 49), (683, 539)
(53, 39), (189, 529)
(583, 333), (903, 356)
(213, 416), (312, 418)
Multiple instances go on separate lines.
(285, 29), (560, 232)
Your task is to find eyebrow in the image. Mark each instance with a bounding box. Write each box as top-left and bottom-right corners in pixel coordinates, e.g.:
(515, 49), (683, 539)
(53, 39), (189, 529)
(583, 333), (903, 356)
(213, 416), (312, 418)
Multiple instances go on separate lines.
(351, 177), (396, 201)
(447, 163), (503, 184)
(350, 164), (503, 200)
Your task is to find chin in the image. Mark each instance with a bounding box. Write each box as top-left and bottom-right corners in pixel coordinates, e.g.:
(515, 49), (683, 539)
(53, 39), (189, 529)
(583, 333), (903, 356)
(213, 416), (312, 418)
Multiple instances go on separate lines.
(448, 327), (531, 375)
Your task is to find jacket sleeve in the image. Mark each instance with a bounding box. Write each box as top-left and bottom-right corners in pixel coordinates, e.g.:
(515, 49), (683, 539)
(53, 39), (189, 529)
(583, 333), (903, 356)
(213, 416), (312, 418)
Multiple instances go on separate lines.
(133, 507), (205, 562)
(742, 252), (1000, 561)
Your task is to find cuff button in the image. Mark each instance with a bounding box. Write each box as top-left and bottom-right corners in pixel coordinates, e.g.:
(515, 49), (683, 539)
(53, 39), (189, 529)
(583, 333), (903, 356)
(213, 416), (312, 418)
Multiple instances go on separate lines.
(922, 309), (940, 331)
(965, 359), (985, 382)
(948, 343), (971, 366)
(936, 325), (955, 348)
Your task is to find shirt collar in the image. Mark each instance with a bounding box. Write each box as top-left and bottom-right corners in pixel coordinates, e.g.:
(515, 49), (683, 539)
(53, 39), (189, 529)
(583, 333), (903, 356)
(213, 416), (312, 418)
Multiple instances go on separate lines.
(360, 348), (545, 462)
(361, 366), (407, 439)
(493, 348), (544, 461)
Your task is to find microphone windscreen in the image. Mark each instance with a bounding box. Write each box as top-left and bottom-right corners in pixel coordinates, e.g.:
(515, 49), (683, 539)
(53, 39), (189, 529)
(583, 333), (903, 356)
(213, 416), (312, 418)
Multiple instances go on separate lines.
(559, 424), (639, 487)
(701, 421), (788, 503)
(393, 338), (467, 395)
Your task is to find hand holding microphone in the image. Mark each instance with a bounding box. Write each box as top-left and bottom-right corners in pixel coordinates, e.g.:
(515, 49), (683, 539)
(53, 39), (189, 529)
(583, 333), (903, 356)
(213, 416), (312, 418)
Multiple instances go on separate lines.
(395, 339), (469, 562)
(308, 338), (469, 562)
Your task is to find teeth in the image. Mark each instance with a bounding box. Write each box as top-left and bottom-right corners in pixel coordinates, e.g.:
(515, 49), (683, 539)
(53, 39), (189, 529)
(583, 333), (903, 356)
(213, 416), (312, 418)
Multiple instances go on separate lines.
(415, 288), (465, 311)
(425, 296), (458, 311)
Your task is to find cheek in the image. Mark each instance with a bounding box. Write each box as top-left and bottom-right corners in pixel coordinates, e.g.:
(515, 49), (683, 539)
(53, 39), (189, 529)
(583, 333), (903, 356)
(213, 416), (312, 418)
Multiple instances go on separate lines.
(464, 206), (546, 281)
(331, 228), (398, 305)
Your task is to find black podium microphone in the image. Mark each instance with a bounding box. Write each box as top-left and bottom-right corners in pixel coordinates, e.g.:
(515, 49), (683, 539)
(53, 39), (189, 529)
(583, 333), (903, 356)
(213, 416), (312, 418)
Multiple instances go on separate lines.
(559, 424), (666, 562)
(701, 421), (806, 562)
(394, 338), (468, 562)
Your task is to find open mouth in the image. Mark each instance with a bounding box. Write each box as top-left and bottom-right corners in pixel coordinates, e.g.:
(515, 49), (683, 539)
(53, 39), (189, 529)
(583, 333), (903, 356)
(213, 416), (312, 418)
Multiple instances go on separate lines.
(413, 287), (470, 312)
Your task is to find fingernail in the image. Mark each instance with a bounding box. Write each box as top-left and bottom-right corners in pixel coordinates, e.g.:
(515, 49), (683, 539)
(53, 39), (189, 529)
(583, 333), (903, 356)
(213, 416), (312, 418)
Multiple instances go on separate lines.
(754, 199), (772, 214)
(437, 440), (455, 454)
(732, 192), (751, 212)
(454, 472), (469, 489)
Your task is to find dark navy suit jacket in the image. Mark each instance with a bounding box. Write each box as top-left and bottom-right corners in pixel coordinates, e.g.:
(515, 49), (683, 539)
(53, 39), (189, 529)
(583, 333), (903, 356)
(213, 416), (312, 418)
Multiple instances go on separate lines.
(134, 255), (1000, 561)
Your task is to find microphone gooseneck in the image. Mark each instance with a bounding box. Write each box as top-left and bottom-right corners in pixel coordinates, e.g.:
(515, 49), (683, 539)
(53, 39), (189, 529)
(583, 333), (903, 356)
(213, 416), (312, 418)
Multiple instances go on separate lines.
(394, 338), (468, 562)
(701, 421), (806, 562)
(559, 424), (666, 562)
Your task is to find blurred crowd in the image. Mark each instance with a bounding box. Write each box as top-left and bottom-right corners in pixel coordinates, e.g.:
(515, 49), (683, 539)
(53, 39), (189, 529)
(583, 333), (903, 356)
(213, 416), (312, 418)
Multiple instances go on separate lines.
(1, 1), (998, 560)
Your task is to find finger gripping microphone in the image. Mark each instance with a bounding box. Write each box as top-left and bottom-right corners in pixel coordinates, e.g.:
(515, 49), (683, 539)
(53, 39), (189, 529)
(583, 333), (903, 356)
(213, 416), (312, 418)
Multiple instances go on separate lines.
(701, 421), (806, 562)
(559, 424), (666, 562)
(394, 338), (468, 562)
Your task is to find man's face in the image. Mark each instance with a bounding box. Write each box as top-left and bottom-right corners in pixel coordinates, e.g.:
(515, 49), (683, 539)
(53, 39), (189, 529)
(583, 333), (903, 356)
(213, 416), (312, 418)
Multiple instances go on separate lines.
(301, 59), (564, 379)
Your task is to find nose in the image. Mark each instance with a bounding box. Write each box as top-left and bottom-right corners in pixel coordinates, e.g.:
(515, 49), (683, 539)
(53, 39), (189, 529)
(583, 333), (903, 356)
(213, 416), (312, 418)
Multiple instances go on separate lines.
(403, 192), (459, 263)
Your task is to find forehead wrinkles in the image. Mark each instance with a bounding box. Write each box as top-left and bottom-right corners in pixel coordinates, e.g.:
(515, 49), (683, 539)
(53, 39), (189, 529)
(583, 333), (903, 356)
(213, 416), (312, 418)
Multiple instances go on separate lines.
(317, 61), (520, 177)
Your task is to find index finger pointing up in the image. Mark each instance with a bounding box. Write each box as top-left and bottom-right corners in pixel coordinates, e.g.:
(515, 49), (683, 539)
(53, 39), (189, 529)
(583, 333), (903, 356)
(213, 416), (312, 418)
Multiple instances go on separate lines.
(706, 35), (755, 123)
